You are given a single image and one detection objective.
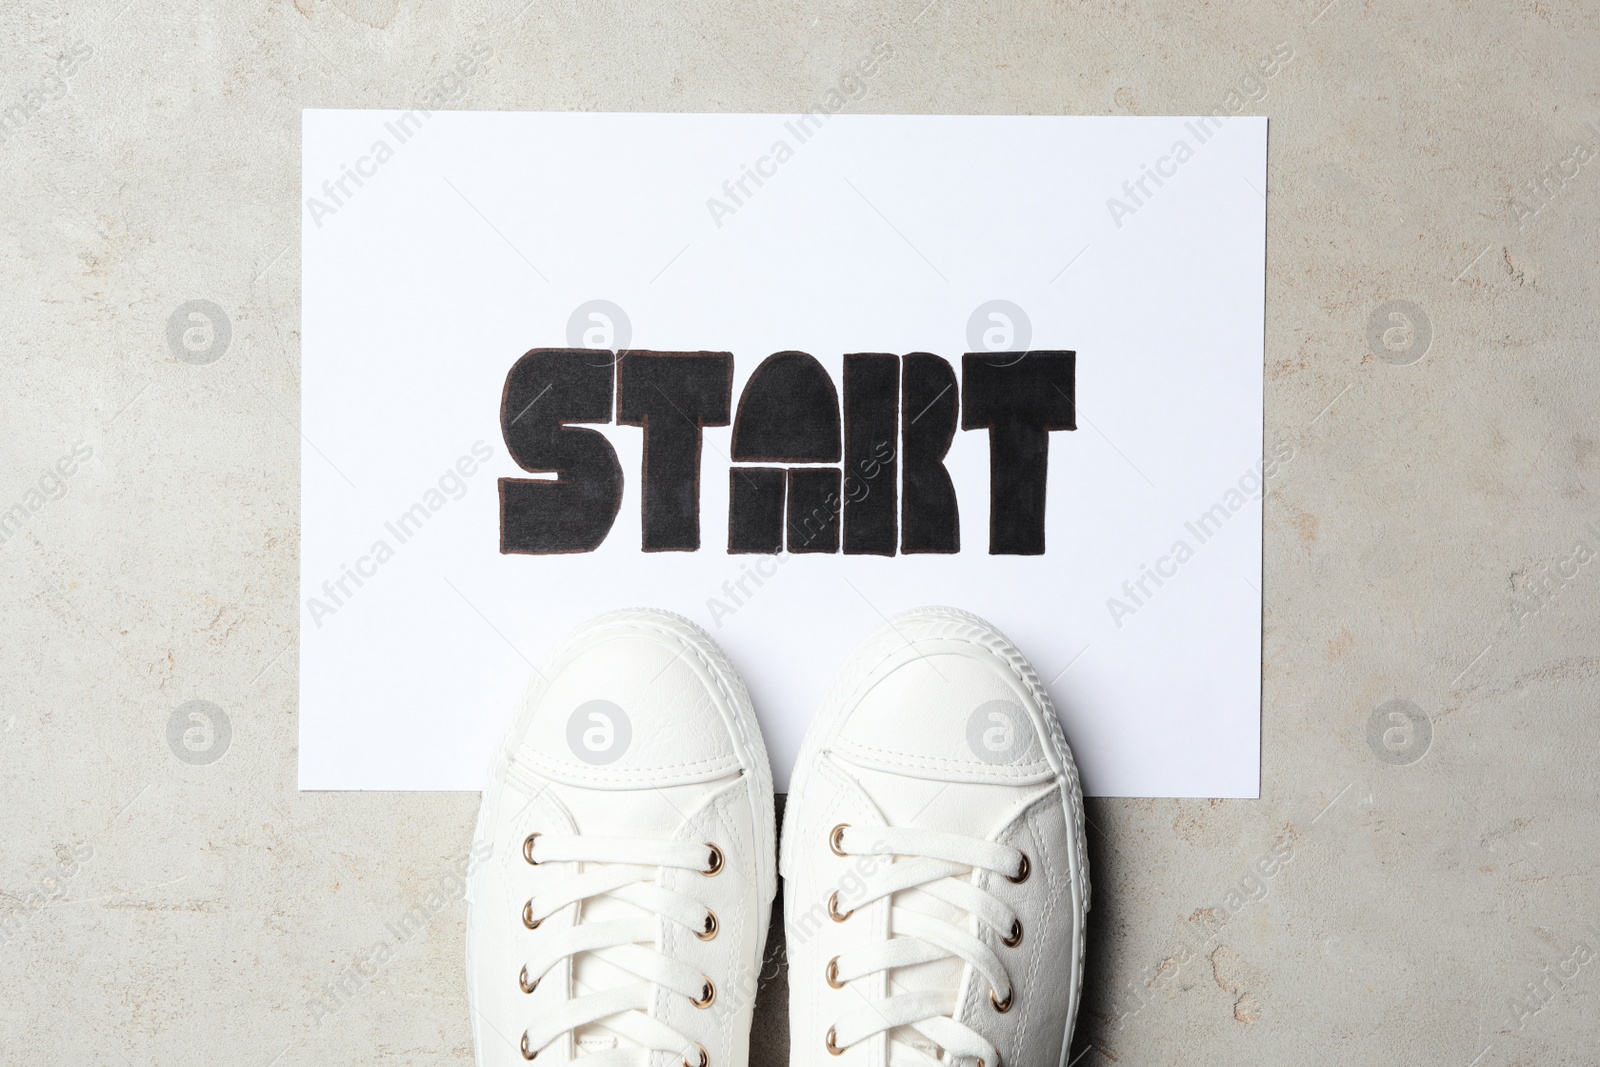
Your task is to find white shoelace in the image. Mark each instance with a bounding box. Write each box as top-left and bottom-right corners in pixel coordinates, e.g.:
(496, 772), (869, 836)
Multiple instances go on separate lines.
(826, 825), (1028, 1067)
(517, 833), (724, 1066)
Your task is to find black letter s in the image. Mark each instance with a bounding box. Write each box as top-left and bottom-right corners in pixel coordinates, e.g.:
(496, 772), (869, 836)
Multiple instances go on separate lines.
(499, 349), (621, 554)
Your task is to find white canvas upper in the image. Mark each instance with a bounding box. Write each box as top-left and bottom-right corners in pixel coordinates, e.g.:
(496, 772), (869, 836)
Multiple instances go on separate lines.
(780, 607), (1089, 1067)
(467, 609), (776, 1067)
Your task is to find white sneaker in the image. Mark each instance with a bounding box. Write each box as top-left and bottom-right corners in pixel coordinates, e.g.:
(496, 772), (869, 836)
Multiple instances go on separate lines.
(780, 607), (1089, 1067)
(467, 609), (776, 1067)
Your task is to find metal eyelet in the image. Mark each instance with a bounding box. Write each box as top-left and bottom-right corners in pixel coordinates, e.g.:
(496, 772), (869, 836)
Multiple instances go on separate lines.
(829, 824), (850, 857)
(825, 956), (846, 989)
(692, 976), (716, 1009)
(522, 899), (541, 930)
(520, 1031), (538, 1060)
(824, 1027), (844, 1056)
(991, 986), (1014, 1013)
(827, 891), (853, 923)
(522, 833), (541, 865)
(684, 1042), (708, 1067)
(1006, 851), (1029, 884)
(1002, 918), (1023, 948)
(703, 843), (724, 876)
(519, 964), (539, 994)
(696, 909), (718, 941)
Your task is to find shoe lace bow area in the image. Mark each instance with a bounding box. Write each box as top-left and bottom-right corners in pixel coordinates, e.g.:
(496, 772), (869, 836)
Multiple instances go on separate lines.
(514, 833), (725, 1066)
(824, 825), (1029, 1067)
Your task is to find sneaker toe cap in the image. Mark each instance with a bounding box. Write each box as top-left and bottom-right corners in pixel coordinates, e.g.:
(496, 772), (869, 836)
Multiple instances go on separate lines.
(514, 614), (746, 786)
(830, 642), (1055, 782)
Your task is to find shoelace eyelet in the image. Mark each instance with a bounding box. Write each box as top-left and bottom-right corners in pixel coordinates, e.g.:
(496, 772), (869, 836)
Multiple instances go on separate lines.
(522, 899), (541, 930)
(519, 964), (538, 994)
(824, 1027), (844, 1056)
(684, 1042), (709, 1067)
(1002, 918), (1023, 948)
(827, 890), (853, 923)
(829, 824), (850, 857)
(990, 986), (1014, 1013)
(692, 976), (716, 1009)
(522, 833), (541, 865)
(703, 843), (724, 876)
(696, 909), (718, 941)
(825, 956), (846, 989)
(1006, 851), (1029, 884)
(520, 1031), (538, 1060)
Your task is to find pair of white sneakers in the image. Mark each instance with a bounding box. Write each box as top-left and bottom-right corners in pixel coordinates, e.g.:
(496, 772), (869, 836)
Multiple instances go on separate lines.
(466, 607), (1089, 1067)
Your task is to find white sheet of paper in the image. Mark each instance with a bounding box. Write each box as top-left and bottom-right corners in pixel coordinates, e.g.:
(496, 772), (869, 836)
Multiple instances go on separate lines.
(299, 110), (1266, 797)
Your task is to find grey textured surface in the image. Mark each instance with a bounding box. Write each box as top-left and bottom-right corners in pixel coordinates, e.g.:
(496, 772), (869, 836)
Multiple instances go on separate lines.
(3, 1), (1598, 1064)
